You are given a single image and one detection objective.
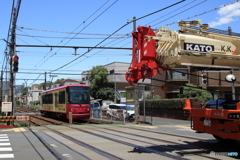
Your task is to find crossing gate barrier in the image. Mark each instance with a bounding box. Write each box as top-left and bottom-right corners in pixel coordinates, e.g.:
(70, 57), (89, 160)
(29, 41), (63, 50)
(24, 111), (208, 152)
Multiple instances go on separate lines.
(0, 116), (30, 121)
(0, 116), (16, 121)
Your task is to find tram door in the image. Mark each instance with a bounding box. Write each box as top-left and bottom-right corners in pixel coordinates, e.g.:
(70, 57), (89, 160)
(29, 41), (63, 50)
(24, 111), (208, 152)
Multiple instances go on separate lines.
(54, 93), (58, 111)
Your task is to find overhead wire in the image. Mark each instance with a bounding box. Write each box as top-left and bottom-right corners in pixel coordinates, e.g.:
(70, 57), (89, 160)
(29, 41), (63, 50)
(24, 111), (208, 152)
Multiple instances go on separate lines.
(152, 0), (207, 27)
(49, 0), (186, 73)
(16, 34), (129, 39)
(1, 0), (16, 85)
(71, 0), (207, 73)
(26, 0), (118, 84)
(145, 0), (197, 26)
(165, 0), (240, 26)
(19, 0), (113, 81)
(16, 26), (130, 36)
(64, 36), (131, 70)
(17, 0), (236, 86)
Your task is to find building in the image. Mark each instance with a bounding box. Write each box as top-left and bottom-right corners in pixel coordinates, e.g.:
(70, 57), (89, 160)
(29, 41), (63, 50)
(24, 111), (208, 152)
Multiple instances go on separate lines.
(81, 62), (151, 103)
(152, 65), (240, 100)
(27, 84), (43, 105)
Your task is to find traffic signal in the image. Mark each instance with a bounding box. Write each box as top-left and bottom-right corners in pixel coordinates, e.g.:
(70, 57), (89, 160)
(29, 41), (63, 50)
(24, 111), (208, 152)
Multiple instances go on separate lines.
(202, 74), (207, 85)
(12, 56), (19, 73)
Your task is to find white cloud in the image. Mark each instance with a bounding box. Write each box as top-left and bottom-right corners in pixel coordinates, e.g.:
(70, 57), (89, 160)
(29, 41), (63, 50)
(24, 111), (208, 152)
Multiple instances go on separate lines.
(209, 2), (240, 27)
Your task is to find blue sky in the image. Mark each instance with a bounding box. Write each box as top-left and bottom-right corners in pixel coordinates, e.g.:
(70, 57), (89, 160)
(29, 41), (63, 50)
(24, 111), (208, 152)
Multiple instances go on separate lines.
(1, 0), (240, 86)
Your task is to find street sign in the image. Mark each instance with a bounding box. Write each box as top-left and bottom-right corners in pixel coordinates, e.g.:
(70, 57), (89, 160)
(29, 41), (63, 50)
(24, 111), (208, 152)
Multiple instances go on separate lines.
(2, 102), (12, 112)
(16, 116), (29, 121)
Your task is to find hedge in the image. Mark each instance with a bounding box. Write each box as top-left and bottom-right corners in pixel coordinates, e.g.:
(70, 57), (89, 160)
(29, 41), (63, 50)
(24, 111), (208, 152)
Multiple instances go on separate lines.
(139, 98), (198, 110)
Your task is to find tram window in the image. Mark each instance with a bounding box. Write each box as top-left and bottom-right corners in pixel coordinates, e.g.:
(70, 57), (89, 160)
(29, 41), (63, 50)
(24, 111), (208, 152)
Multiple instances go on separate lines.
(42, 94), (53, 104)
(59, 91), (65, 104)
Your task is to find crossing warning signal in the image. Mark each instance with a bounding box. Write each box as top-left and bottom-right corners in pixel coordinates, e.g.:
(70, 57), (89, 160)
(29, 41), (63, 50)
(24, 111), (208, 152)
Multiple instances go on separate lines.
(12, 56), (19, 73)
(202, 74), (207, 85)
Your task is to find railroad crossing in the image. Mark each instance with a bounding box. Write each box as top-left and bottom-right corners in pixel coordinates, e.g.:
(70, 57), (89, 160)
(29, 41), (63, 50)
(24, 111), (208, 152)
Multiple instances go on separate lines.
(0, 117), (238, 160)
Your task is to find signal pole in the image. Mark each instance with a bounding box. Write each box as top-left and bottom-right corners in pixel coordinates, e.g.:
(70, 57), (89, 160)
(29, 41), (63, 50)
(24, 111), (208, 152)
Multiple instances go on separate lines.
(9, 8), (17, 117)
(9, 0), (21, 118)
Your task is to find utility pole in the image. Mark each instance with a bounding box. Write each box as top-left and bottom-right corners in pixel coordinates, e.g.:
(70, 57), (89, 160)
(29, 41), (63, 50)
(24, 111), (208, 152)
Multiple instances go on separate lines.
(24, 80), (28, 107)
(114, 72), (116, 103)
(9, 8), (17, 117)
(44, 72), (47, 90)
(132, 16), (139, 124)
(0, 70), (3, 106)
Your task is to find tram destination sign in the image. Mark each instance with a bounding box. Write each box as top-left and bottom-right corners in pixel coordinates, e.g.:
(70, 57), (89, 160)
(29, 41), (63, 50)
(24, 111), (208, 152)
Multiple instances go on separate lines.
(1, 102), (12, 112)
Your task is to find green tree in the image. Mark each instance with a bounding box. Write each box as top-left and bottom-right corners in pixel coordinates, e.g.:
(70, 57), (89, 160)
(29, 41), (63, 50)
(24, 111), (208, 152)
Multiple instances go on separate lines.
(178, 83), (213, 102)
(22, 87), (28, 95)
(54, 78), (64, 84)
(89, 66), (111, 99)
(96, 87), (115, 101)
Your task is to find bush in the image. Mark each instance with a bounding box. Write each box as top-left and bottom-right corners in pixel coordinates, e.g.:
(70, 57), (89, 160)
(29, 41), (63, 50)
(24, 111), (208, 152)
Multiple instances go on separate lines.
(140, 98), (186, 110)
(33, 101), (40, 105)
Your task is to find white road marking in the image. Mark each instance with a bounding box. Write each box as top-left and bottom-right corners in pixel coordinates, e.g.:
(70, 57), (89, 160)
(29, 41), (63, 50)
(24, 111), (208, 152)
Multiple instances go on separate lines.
(0, 139), (9, 142)
(0, 154), (14, 158)
(0, 148), (12, 151)
(0, 134), (7, 137)
(0, 143), (10, 146)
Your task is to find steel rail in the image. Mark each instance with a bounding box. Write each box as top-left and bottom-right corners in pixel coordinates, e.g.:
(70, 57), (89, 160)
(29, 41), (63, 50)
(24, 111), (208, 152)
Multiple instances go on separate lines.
(68, 126), (189, 160)
(44, 126), (124, 160)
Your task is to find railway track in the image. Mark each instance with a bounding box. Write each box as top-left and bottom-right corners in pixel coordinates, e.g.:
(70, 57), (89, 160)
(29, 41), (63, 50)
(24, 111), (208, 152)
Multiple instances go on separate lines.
(28, 124), (237, 159)
(15, 108), (80, 126)
(14, 108), (239, 159)
(68, 125), (225, 160)
(85, 125), (223, 160)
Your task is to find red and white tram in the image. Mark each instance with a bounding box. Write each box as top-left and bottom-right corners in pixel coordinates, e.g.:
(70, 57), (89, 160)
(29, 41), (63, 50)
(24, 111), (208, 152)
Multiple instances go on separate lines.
(40, 84), (90, 120)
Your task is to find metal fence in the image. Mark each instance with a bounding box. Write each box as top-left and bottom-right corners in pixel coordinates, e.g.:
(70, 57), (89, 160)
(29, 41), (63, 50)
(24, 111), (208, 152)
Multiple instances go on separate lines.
(90, 108), (127, 124)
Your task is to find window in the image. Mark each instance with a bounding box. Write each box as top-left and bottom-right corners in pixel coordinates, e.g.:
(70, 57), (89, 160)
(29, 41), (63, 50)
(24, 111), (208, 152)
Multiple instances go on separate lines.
(110, 69), (114, 74)
(68, 86), (90, 104)
(59, 91), (65, 104)
(42, 94), (53, 104)
(166, 69), (188, 80)
(145, 86), (150, 91)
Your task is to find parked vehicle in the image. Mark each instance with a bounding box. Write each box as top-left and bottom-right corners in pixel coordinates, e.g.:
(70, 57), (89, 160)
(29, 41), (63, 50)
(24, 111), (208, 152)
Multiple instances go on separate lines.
(101, 100), (114, 110)
(107, 104), (135, 121)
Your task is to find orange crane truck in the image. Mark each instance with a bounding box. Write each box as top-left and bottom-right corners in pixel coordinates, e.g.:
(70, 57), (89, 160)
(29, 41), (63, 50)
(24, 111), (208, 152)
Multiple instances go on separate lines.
(125, 19), (240, 141)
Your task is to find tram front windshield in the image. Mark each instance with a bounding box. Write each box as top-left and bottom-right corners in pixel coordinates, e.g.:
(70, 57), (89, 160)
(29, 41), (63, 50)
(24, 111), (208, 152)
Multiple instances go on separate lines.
(68, 86), (90, 104)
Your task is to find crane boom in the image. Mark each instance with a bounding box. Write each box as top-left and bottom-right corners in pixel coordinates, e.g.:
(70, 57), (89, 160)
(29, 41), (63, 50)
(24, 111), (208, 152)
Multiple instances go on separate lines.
(126, 20), (240, 84)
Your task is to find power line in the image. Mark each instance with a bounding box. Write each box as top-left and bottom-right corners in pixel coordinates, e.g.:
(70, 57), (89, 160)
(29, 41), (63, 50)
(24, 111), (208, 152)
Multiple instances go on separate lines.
(27, 0), (119, 82)
(152, 0), (207, 27)
(165, 0), (240, 26)
(16, 27), (130, 36)
(145, 0), (197, 26)
(16, 44), (131, 50)
(16, 34), (129, 39)
(18, 0), (116, 81)
(49, 0), (186, 73)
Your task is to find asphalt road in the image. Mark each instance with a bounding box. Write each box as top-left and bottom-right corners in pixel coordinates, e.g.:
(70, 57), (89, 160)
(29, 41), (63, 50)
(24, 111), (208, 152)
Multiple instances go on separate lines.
(0, 117), (239, 160)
